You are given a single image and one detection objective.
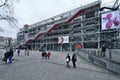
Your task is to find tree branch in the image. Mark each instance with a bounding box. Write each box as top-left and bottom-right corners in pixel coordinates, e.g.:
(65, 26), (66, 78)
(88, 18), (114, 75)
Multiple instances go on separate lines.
(0, 0), (9, 7)
(0, 0), (19, 32)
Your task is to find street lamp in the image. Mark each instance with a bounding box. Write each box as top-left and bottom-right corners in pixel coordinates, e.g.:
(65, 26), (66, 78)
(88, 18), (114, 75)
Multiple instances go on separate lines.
(99, 0), (119, 11)
(99, 7), (119, 11)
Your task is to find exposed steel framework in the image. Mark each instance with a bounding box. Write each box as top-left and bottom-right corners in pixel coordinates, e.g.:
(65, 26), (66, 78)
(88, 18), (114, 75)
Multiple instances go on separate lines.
(17, 1), (120, 51)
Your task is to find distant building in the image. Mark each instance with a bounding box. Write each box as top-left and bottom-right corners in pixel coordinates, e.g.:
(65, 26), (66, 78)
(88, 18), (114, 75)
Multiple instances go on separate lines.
(0, 36), (12, 48)
(12, 38), (17, 48)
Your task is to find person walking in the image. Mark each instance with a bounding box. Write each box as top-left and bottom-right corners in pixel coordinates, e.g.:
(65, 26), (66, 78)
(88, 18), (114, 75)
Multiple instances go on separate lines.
(8, 48), (14, 63)
(17, 49), (20, 56)
(72, 53), (77, 68)
(101, 45), (106, 57)
(109, 46), (112, 60)
(25, 48), (27, 56)
(26, 49), (29, 56)
(47, 52), (51, 59)
(41, 52), (44, 60)
(66, 53), (71, 68)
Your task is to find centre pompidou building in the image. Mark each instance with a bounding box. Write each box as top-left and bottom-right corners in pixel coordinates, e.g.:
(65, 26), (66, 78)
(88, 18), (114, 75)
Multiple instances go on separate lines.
(17, 0), (120, 51)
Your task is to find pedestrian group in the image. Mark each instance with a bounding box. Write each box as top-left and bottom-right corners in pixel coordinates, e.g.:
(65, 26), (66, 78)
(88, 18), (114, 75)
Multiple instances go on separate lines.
(2, 47), (77, 69)
(2, 48), (14, 64)
(66, 53), (77, 68)
(41, 51), (51, 60)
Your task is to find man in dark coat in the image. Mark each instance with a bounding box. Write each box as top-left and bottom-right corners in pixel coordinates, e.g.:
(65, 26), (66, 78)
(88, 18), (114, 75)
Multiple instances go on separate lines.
(101, 45), (106, 57)
(72, 53), (77, 68)
(17, 49), (20, 56)
(8, 48), (14, 63)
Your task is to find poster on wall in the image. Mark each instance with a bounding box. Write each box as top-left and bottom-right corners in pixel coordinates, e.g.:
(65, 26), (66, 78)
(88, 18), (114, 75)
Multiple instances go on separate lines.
(58, 36), (69, 43)
(24, 33), (29, 41)
(101, 10), (120, 30)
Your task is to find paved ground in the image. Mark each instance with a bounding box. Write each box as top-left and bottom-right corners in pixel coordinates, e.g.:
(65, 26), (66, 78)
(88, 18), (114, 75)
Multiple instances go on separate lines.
(0, 50), (120, 80)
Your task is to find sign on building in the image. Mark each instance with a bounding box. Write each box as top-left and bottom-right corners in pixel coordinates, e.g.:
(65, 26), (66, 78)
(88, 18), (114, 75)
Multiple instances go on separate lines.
(24, 33), (29, 41)
(75, 44), (82, 49)
(58, 36), (69, 43)
(101, 10), (120, 30)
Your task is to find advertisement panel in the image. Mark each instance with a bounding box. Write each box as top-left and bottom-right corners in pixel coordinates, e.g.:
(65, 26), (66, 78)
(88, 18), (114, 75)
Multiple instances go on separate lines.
(58, 36), (69, 43)
(101, 10), (120, 30)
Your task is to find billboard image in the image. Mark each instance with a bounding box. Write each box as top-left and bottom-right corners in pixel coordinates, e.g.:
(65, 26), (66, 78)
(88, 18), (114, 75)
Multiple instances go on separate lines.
(58, 36), (69, 43)
(101, 10), (120, 30)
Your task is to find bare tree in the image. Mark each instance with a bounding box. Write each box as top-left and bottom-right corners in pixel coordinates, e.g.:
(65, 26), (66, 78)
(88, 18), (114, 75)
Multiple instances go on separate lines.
(0, 0), (18, 32)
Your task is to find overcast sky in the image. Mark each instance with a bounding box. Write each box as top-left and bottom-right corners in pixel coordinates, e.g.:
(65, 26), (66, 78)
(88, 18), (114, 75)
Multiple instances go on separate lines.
(0, 0), (117, 38)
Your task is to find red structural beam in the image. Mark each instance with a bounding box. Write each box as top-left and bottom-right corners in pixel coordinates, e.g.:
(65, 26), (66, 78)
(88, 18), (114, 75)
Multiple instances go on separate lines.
(25, 39), (31, 45)
(47, 9), (84, 34)
(34, 33), (44, 40)
(19, 9), (84, 46)
(66, 9), (84, 24)
(47, 24), (59, 34)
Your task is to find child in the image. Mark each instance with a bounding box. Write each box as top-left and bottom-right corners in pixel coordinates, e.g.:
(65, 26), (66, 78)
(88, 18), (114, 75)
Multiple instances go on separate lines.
(66, 53), (71, 68)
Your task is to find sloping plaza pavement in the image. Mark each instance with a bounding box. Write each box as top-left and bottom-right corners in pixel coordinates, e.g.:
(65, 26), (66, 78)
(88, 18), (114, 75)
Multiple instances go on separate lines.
(0, 50), (120, 80)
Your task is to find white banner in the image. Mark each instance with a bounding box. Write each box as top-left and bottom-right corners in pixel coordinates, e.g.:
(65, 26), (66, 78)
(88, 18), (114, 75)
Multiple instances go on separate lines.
(101, 10), (120, 30)
(58, 36), (69, 43)
(24, 33), (29, 41)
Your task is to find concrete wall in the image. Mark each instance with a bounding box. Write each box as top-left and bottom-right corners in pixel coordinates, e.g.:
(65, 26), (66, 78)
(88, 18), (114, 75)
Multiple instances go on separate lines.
(77, 50), (120, 74)
(80, 48), (120, 63)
